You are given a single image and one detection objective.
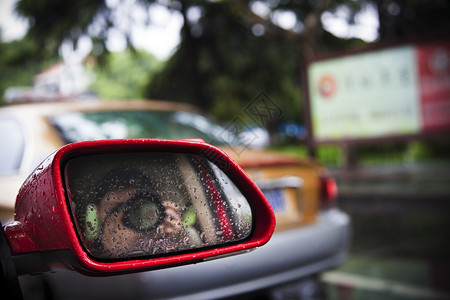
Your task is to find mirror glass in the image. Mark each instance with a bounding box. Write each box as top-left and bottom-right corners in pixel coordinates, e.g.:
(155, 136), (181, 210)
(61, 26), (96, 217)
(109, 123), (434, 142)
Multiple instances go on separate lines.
(64, 152), (253, 260)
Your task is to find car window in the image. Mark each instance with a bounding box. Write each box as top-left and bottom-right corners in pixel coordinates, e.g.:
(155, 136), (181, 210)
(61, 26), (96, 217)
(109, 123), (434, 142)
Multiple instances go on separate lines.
(51, 111), (237, 146)
(0, 117), (25, 176)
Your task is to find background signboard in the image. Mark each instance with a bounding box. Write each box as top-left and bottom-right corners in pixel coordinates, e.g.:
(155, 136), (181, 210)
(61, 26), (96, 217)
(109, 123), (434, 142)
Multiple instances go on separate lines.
(306, 40), (450, 143)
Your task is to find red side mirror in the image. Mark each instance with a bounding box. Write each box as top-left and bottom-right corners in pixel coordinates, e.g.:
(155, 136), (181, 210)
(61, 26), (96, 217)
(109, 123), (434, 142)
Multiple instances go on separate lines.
(4, 139), (275, 275)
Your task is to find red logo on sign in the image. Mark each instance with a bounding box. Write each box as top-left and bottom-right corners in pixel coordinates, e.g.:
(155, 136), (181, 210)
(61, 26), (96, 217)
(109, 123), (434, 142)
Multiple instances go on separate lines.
(318, 75), (336, 98)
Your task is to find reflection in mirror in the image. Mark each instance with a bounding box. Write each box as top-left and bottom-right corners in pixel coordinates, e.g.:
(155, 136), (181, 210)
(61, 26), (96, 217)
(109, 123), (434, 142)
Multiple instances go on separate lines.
(64, 152), (252, 260)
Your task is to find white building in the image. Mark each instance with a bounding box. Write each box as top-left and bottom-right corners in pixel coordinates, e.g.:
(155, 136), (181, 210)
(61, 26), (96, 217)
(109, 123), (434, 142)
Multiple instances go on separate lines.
(5, 61), (93, 103)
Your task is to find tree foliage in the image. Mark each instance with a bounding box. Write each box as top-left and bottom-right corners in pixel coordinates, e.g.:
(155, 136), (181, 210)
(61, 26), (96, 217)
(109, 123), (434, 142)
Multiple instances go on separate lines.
(146, 2), (306, 122)
(10, 0), (450, 123)
(89, 50), (162, 99)
(375, 0), (450, 41)
(0, 37), (58, 104)
(145, 1), (367, 122)
(15, 0), (108, 56)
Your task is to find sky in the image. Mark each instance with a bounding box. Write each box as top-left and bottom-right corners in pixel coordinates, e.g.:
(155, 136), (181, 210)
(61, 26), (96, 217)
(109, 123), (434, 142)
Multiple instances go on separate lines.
(0, 0), (379, 62)
(0, 0), (28, 42)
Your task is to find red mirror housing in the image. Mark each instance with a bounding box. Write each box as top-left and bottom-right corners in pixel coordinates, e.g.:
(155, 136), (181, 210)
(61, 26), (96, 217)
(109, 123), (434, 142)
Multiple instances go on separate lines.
(5, 139), (275, 275)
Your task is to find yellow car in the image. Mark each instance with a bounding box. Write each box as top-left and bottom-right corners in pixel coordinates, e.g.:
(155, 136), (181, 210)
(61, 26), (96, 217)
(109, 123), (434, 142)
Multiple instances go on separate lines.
(0, 99), (350, 299)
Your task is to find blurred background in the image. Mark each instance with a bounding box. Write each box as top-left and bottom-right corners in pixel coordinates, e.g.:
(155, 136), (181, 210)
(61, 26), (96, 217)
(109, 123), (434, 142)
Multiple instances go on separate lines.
(1, 0), (449, 299)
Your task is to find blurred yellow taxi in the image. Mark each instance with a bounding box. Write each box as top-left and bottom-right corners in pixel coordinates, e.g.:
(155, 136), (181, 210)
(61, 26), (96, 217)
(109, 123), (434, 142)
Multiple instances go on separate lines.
(0, 99), (350, 299)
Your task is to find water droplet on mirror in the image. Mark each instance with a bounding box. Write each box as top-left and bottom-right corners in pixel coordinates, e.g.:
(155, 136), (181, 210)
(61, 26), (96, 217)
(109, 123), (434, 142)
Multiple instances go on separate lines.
(130, 250), (144, 256)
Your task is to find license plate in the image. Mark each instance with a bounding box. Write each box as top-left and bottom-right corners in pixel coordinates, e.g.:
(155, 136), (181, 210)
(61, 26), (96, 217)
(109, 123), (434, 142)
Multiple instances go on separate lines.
(263, 189), (286, 214)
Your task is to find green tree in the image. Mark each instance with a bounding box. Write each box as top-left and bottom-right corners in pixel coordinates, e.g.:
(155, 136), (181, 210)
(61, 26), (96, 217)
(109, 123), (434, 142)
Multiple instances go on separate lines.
(374, 0), (450, 40)
(0, 37), (58, 104)
(146, 1), (366, 122)
(89, 50), (162, 99)
(13, 0), (449, 121)
(14, 0), (364, 114)
(146, 2), (304, 122)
